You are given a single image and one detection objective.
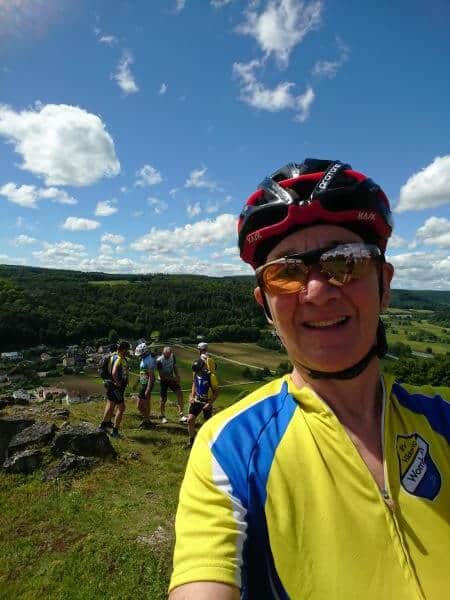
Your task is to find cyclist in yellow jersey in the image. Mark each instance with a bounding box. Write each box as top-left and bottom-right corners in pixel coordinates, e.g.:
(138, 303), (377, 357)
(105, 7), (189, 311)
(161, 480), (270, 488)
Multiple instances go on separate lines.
(197, 341), (218, 396)
(169, 159), (449, 600)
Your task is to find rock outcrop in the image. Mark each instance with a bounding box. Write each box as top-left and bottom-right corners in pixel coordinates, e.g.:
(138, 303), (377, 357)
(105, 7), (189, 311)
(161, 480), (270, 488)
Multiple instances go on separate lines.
(51, 422), (116, 459)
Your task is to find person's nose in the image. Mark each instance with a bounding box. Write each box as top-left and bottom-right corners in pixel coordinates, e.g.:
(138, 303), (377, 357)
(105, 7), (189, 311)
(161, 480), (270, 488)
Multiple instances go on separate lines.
(298, 267), (341, 306)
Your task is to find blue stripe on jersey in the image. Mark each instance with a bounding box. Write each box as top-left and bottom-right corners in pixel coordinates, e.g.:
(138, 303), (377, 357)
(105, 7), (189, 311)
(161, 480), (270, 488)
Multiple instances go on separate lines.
(393, 383), (450, 444)
(211, 381), (297, 600)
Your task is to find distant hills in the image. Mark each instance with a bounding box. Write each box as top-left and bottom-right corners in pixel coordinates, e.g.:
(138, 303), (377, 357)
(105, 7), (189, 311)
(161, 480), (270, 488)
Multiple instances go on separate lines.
(0, 264), (448, 351)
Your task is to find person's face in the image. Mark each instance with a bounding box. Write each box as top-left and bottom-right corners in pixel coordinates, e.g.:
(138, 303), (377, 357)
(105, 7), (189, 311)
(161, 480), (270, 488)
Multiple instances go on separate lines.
(254, 225), (393, 375)
(163, 349), (171, 358)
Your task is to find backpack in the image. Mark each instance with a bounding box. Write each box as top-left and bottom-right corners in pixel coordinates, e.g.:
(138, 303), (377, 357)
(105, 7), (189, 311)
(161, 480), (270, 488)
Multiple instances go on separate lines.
(98, 354), (112, 380)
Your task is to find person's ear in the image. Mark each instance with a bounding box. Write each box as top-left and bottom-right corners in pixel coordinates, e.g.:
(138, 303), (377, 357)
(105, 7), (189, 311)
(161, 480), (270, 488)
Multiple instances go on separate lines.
(381, 262), (394, 311)
(254, 286), (274, 325)
(254, 286), (264, 308)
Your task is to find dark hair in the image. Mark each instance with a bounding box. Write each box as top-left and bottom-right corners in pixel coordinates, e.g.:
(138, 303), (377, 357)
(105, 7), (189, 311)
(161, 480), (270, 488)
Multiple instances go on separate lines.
(118, 341), (131, 351)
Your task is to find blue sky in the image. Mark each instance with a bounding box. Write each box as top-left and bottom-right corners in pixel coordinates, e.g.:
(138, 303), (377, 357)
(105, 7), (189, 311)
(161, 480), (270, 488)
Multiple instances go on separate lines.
(0, 0), (449, 289)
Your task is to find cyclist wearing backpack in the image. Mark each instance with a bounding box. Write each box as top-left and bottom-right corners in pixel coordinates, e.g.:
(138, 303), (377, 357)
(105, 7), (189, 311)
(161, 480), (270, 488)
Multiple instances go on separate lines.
(187, 358), (218, 447)
(134, 342), (156, 429)
(99, 340), (130, 438)
(197, 341), (218, 394)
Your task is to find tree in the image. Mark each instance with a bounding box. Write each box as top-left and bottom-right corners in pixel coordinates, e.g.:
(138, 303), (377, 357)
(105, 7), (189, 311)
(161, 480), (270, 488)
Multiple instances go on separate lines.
(108, 329), (119, 344)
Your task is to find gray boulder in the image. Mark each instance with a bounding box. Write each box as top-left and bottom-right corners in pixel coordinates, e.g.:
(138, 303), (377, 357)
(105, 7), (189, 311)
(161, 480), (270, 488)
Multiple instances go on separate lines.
(8, 421), (57, 454)
(12, 390), (32, 405)
(43, 453), (99, 481)
(0, 417), (35, 464)
(50, 422), (116, 459)
(3, 449), (42, 474)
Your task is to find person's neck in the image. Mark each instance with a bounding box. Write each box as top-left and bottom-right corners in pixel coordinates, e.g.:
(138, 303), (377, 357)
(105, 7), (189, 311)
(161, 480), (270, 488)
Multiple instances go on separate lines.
(291, 359), (383, 427)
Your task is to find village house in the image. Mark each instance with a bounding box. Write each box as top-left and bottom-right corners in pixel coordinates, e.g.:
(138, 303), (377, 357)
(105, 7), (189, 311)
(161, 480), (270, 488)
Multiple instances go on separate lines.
(1, 351), (23, 362)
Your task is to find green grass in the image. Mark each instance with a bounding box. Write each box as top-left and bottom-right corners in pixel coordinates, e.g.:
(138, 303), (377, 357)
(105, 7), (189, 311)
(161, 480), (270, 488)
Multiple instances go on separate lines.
(0, 352), (263, 599)
(88, 280), (131, 286)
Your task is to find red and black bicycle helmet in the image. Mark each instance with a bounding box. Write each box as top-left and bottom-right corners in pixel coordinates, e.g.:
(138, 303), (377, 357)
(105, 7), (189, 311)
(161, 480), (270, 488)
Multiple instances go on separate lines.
(238, 159), (393, 268)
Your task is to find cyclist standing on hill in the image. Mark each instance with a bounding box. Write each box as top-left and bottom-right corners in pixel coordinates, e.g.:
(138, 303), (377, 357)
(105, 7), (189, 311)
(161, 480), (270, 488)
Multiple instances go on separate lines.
(197, 341), (218, 392)
(99, 340), (130, 439)
(134, 342), (156, 429)
(157, 346), (187, 424)
(169, 159), (449, 599)
(187, 358), (219, 447)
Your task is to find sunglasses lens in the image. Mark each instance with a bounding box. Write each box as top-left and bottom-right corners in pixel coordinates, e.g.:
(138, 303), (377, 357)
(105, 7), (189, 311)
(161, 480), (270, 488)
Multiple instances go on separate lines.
(262, 261), (309, 295)
(320, 245), (375, 285)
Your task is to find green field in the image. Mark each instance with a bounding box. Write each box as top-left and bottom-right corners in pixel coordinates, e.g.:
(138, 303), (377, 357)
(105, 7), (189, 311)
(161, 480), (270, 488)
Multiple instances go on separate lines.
(0, 348), (262, 599)
(88, 280), (132, 286)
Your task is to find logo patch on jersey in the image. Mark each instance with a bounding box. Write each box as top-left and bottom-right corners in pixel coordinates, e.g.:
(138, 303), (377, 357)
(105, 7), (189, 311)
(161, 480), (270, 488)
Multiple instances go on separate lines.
(396, 433), (441, 500)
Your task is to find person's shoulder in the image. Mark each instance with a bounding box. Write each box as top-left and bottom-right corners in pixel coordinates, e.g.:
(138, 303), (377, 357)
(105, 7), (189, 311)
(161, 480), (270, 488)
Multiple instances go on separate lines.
(199, 376), (292, 443)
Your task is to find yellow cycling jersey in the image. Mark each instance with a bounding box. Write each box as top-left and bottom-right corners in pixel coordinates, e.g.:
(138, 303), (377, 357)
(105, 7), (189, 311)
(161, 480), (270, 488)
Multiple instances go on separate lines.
(170, 374), (450, 599)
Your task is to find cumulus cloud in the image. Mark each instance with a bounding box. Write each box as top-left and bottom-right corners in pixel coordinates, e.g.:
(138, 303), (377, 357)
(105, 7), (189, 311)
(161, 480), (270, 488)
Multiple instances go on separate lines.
(233, 59), (314, 121)
(62, 217), (100, 231)
(187, 202), (201, 217)
(98, 34), (118, 46)
(0, 182), (77, 208)
(416, 217), (450, 248)
(159, 82), (168, 95)
(174, 0), (186, 13)
(95, 199), (118, 217)
(185, 167), (218, 190)
(206, 201), (220, 214)
(33, 241), (87, 266)
(236, 0), (322, 67)
(113, 50), (139, 94)
(312, 37), (350, 79)
(396, 156), (450, 213)
(102, 233), (125, 245)
(12, 234), (37, 246)
(147, 197), (168, 214)
(388, 233), (408, 249)
(136, 164), (163, 187)
(130, 213), (236, 253)
(0, 103), (120, 186)
(389, 250), (450, 290)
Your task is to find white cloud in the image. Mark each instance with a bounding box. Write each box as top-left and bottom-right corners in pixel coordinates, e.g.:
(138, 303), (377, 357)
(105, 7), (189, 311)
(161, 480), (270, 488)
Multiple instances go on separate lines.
(206, 201), (220, 213)
(416, 217), (450, 248)
(130, 213), (236, 253)
(136, 164), (163, 186)
(312, 37), (350, 79)
(211, 0), (233, 6)
(396, 155), (450, 213)
(131, 210), (144, 218)
(99, 35), (118, 46)
(33, 241), (88, 266)
(233, 59), (314, 121)
(12, 234), (37, 246)
(169, 187), (179, 197)
(236, 0), (323, 67)
(159, 82), (168, 95)
(388, 250), (450, 290)
(187, 202), (201, 217)
(39, 187), (77, 205)
(0, 182), (77, 208)
(174, 0), (186, 13)
(0, 103), (120, 186)
(95, 199), (118, 217)
(102, 233), (125, 245)
(388, 233), (408, 249)
(147, 197), (168, 214)
(185, 166), (218, 190)
(62, 217), (100, 231)
(113, 50), (139, 95)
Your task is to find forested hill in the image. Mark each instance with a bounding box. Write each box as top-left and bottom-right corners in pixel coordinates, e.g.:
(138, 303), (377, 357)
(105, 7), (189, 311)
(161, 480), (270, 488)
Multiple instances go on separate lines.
(0, 264), (449, 351)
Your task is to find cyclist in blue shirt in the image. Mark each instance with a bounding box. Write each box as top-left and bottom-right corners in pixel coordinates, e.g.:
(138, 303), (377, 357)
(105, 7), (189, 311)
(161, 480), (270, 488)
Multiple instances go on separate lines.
(134, 342), (156, 429)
